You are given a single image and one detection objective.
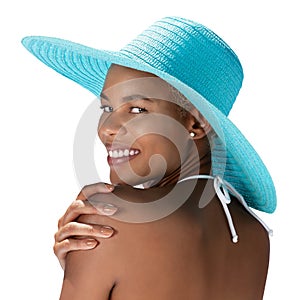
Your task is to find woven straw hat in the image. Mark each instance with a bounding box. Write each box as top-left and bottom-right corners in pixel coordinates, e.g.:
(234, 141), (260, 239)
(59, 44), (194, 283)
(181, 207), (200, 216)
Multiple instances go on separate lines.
(21, 16), (276, 213)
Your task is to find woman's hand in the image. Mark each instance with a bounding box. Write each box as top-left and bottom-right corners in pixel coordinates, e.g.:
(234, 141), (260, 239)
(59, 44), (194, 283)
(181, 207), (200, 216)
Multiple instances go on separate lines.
(54, 182), (118, 270)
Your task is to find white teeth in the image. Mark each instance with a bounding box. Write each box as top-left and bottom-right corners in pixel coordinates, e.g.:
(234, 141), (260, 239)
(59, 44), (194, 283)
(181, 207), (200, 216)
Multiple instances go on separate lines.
(108, 149), (139, 158)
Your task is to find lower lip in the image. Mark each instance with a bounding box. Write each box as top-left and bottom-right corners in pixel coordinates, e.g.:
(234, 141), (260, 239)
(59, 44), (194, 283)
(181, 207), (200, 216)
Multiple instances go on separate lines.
(107, 152), (140, 166)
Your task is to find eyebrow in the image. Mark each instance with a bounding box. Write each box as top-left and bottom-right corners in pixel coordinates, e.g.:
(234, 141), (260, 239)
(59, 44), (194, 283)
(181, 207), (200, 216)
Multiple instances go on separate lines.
(100, 92), (154, 103)
(123, 94), (154, 102)
(100, 92), (109, 100)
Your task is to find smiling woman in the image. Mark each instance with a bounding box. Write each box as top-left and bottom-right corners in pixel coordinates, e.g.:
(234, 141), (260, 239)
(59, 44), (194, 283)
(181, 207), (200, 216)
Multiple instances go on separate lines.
(21, 16), (276, 299)
(97, 65), (207, 188)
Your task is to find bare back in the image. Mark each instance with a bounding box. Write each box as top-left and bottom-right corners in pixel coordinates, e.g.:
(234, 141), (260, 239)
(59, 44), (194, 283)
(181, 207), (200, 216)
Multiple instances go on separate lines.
(62, 180), (270, 300)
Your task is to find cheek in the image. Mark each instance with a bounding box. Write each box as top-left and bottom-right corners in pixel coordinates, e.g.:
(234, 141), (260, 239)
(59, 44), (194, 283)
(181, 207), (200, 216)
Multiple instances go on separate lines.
(129, 115), (190, 173)
(141, 135), (182, 171)
(129, 115), (189, 147)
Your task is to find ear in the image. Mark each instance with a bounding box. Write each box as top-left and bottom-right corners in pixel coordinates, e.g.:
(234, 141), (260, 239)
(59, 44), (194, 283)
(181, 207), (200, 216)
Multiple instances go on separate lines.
(186, 108), (212, 140)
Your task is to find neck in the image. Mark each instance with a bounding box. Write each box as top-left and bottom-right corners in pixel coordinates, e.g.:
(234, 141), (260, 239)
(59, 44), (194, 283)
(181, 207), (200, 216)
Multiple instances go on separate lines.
(144, 138), (212, 188)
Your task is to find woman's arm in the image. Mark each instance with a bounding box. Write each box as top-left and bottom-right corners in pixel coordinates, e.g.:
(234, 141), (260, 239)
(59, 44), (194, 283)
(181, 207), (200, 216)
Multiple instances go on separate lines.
(59, 237), (118, 300)
(59, 202), (126, 300)
(58, 185), (151, 299)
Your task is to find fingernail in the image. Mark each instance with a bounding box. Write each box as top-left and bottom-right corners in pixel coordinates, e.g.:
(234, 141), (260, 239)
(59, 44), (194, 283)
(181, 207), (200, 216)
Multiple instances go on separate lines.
(86, 239), (97, 247)
(103, 204), (118, 215)
(100, 226), (114, 237)
(105, 183), (114, 191)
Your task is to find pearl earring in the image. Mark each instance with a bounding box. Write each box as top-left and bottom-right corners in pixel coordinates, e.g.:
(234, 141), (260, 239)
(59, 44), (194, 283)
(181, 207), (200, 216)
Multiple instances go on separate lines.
(189, 132), (196, 137)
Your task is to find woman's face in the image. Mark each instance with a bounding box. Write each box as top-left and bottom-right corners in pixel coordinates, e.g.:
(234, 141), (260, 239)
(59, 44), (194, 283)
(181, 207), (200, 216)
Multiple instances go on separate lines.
(98, 65), (192, 186)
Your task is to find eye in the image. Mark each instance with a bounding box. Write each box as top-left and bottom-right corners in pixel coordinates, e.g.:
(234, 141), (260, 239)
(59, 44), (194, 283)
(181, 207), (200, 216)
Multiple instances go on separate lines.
(130, 107), (148, 114)
(100, 105), (113, 113)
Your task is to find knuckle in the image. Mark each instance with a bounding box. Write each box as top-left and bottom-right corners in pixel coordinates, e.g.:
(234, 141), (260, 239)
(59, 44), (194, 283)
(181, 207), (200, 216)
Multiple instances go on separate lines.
(61, 239), (71, 251)
(54, 231), (59, 242)
(70, 199), (84, 211)
(57, 217), (63, 228)
(64, 222), (78, 235)
(53, 239), (70, 254)
(80, 184), (91, 198)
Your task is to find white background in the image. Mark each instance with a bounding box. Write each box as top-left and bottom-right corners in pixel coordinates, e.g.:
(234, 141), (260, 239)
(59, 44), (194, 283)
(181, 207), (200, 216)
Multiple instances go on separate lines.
(1, 0), (299, 299)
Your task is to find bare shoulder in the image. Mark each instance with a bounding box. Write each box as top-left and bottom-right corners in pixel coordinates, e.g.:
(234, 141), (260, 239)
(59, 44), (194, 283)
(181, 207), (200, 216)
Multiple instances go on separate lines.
(73, 181), (270, 299)
(194, 182), (270, 299)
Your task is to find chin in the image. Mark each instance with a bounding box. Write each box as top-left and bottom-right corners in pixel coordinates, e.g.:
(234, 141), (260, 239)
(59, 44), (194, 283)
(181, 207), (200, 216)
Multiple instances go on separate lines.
(109, 170), (163, 187)
(109, 171), (138, 186)
(109, 174), (126, 186)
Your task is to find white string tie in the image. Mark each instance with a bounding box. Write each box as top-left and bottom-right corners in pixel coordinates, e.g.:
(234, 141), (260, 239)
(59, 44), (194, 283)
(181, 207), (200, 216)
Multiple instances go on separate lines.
(178, 175), (273, 243)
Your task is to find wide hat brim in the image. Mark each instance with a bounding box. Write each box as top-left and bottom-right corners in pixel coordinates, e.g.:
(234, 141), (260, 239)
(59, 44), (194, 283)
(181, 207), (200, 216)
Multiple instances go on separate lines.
(21, 35), (276, 213)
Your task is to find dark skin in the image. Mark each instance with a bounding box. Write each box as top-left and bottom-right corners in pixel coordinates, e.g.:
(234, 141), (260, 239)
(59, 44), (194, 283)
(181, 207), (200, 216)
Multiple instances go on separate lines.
(60, 181), (269, 300)
(58, 65), (270, 299)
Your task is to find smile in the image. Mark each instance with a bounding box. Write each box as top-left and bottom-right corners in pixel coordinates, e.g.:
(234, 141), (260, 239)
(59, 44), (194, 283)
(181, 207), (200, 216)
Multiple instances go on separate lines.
(107, 148), (140, 166)
(108, 149), (140, 158)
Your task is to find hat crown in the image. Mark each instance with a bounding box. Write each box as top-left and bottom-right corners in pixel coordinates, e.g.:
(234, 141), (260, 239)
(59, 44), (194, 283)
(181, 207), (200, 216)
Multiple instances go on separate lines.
(120, 17), (243, 116)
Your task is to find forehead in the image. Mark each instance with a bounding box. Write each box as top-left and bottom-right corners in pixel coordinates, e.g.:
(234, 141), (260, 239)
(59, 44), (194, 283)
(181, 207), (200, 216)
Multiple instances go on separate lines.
(102, 65), (176, 105)
(103, 64), (157, 90)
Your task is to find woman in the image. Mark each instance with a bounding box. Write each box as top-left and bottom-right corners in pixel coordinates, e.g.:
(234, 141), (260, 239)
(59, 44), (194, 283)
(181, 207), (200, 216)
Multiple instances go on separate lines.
(22, 16), (276, 299)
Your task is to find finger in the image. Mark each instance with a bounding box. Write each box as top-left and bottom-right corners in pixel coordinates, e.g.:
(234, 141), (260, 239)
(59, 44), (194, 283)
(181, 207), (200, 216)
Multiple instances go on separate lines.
(53, 238), (99, 270)
(60, 199), (118, 227)
(55, 221), (114, 243)
(60, 199), (98, 227)
(58, 200), (97, 228)
(57, 215), (64, 229)
(77, 182), (115, 200)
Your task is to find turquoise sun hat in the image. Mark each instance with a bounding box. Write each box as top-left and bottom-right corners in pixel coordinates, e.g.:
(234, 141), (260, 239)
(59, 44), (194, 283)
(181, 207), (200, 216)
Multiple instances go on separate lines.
(21, 16), (276, 213)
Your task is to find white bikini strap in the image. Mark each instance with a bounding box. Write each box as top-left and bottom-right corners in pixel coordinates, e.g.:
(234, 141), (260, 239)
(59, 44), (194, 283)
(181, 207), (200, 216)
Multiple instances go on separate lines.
(178, 174), (214, 182)
(178, 175), (273, 243)
(213, 176), (239, 243)
(214, 176), (273, 238)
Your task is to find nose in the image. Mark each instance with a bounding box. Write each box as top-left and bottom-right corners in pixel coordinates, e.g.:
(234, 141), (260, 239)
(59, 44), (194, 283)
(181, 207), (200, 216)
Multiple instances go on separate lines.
(98, 111), (127, 142)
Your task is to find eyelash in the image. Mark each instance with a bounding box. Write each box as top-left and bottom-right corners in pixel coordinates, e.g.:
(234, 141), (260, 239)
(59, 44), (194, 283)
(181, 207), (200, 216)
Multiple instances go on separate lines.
(99, 105), (113, 113)
(100, 105), (148, 114)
